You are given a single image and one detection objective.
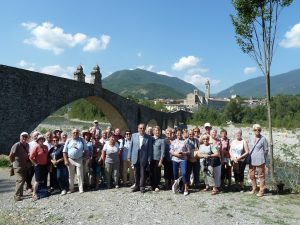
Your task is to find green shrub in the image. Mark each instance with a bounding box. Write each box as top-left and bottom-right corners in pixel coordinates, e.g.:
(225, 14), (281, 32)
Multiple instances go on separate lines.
(0, 155), (11, 167)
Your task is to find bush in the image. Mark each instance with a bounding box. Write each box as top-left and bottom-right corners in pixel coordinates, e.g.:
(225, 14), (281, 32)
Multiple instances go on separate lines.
(273, 138), (300, 193)
(0, 155), (11, 167)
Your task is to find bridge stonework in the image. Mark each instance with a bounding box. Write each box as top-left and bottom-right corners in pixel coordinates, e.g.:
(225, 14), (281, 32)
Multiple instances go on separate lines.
(0, 65), (191, 154)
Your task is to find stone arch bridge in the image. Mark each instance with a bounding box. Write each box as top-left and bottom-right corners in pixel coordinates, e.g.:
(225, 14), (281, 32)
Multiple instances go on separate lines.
(0, 65), (192, 154)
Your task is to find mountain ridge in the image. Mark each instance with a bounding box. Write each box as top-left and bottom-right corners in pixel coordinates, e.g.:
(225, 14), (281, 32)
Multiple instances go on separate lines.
(102, 69), (203, 99)
(216, 69), (300, 97)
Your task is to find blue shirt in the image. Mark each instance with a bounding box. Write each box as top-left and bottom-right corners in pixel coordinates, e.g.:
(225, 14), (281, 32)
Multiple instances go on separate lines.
(86, 141), (93, 157)
(63, 138), (88, 160)
(122, 139), (130, 161)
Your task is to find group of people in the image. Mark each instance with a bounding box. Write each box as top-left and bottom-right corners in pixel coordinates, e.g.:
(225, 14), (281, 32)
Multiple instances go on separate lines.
(9, 120), (269, 201)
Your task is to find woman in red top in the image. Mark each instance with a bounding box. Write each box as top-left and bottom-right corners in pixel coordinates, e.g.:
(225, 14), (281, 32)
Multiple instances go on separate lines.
(30, 135), (49, 200)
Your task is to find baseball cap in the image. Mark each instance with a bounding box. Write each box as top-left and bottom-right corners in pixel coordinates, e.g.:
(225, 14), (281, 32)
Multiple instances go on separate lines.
(204, 123), (212, 128)
(20, 132), (29, 137)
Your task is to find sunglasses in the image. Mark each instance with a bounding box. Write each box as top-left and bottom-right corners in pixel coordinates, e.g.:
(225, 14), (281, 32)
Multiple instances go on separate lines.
(254, 129), (261, 132)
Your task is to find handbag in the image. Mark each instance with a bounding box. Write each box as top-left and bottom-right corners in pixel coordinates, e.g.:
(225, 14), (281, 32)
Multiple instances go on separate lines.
(208, 145), (221, 167)
(244, 137), (261, 165)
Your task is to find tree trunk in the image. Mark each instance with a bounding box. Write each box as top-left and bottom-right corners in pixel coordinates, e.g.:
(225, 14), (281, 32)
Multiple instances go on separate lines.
(265, 70), (276, 187)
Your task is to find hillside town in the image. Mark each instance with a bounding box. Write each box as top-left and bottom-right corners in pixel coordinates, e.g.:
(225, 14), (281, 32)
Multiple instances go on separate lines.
(153, 80), (266, 112)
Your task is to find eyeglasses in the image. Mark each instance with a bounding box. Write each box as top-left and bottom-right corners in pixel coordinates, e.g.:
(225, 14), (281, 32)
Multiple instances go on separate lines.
(125, 133), (131, 135)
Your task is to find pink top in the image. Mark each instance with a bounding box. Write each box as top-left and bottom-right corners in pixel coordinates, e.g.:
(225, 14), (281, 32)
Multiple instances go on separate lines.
(30, 144), (48, 165)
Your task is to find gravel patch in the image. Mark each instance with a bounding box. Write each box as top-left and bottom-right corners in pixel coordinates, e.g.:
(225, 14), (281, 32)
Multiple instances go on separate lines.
(1, 168), (299, 225)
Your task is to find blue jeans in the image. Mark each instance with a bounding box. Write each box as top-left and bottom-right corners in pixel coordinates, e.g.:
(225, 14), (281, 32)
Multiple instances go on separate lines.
(172, 160), (188, 184)
(56, 165), (69, 191)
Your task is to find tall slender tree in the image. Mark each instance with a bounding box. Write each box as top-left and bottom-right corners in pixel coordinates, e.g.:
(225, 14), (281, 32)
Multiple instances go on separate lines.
(230, 0), (293, 188)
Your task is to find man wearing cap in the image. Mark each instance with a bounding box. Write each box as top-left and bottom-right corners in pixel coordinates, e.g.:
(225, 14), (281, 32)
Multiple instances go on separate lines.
(63, 129), (88, 193)
(90, 120), (102, 139)
(9, 132), (31, 201)
(204, 123), (212, 136)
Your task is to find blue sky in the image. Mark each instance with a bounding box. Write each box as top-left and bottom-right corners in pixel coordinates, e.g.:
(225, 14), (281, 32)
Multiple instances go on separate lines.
(0, 0), (299, 94)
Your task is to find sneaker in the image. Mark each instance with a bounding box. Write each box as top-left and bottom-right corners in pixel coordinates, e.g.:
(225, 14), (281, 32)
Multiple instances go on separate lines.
(79, 191), (84, 194)
(184, 191), (189, 196)
(61, 190), (67, 196)
(115, 185), (119, 189)
(154, 187), (160, 192)
(130, 184), (136, 189)
(172, 178), (180, 194)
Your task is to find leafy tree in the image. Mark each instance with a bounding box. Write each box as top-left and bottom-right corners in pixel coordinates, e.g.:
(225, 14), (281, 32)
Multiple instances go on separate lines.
(231, 0), (293, 186)
(223, 98), (244, 123)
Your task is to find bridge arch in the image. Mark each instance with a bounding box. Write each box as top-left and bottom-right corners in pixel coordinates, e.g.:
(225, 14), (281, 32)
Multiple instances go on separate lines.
(146, 119), (158, 128)
(0, 65), (192, 154)
(86, 96), (128, 132)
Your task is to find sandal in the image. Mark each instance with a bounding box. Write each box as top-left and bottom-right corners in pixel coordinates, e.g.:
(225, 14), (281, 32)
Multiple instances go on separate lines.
(211, 190), (219, 195)
(32, 194), (38, 201)
(202, 187), (209, 192)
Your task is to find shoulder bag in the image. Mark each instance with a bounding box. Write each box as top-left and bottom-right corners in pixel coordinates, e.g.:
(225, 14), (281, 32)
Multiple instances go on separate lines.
(208, 145), (221, 167)
(244, 137), (261, 165)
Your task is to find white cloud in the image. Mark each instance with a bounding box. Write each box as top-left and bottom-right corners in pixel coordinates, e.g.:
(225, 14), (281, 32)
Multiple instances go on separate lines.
(137, 65), (154, 72)
(137, 52), (142, 57)
(157, 71), (170, 76)
(184, 73), (220, 88)
(21, 22), (37, 30)
(83, 35), (110, 52)
(244, 67), (257, 75)
(17, 60), (36, 71)
(22, 21), (110, 54)
(280, 22), (300, 48)
(40, 65), (76, 79)
(172, 56), (200, 71)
